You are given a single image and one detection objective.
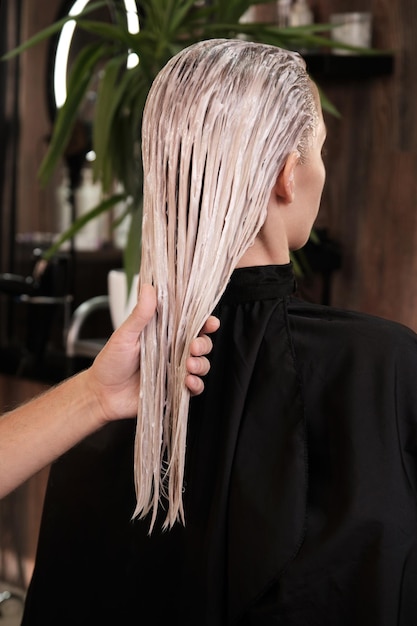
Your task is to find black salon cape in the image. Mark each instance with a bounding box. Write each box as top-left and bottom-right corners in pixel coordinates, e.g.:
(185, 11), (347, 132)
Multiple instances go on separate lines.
(21, 264), (417, 625)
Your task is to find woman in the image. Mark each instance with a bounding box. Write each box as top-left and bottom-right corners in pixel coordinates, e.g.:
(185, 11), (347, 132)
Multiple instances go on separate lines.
(135, 37), (325, 531)
(22, 40), (417, 625)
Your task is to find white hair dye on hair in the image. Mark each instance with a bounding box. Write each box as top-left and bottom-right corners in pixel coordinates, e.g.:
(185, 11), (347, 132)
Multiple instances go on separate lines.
(134, 39), (318, 530)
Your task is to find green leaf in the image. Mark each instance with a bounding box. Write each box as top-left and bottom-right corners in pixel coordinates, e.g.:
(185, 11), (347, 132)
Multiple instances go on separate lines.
(92, 54), (128, 191)
(1, 1), (108, 61)
(123, 199), (143, 294)
(94, 65), (148, 198)
(166, 0), (201, 34)
(289, 251), (304, 277)
(75, 19), (132, 47)
(316, 85), (341, 118)
(38, 41), (108, 186)
(209, 0), (253, 23)
(309, 228), (320, 244)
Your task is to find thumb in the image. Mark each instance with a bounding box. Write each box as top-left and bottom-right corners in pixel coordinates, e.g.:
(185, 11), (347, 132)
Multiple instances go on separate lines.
(116, 284), (156, 337)
(122, 283), (157, 334)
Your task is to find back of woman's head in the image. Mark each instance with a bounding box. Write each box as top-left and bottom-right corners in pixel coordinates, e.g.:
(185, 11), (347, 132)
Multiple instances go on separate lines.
(136, 38), (318, 530)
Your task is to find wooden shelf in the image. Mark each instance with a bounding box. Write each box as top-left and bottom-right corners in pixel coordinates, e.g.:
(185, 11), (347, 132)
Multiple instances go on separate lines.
(303, 53), (394, 80)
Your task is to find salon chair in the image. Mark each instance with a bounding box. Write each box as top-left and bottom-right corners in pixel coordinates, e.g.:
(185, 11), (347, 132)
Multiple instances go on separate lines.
(65, 294), (110, 375)
(0, 586), (25, 625)
(0, 248), (72, 378)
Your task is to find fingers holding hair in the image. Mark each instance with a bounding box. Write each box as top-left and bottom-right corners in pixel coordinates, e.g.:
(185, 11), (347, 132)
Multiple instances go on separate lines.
(186, 315), (220, 396)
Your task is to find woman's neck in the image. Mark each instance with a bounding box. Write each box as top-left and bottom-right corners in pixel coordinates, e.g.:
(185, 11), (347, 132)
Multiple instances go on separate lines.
(235, 220), (291, 268)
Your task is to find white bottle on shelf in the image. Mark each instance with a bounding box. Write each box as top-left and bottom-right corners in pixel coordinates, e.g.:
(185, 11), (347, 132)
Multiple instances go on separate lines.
(289, 0), (313, 27)
(277, 0), (292, 27)
(55, 167), (72, 244)
(112, 182), (132, 250)
(74, 167), (105, 251)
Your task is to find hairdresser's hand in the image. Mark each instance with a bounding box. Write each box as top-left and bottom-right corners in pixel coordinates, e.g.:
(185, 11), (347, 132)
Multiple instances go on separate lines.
(185, 313), (220, 395)
(87, 284), (219, 423)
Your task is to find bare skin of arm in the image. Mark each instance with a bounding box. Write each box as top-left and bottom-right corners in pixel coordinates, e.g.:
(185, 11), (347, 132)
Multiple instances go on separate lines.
(0, 284), (219, 499)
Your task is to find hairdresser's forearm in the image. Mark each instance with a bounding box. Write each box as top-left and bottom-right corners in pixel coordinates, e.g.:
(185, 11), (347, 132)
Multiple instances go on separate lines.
(0, 369), (106, 499)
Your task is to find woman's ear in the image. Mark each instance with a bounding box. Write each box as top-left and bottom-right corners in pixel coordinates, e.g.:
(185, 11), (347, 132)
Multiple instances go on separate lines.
(273, 151), (300, 204)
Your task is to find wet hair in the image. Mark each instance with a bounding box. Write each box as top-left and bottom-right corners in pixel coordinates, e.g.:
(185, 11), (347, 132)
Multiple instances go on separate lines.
(135, 38), (318, 530)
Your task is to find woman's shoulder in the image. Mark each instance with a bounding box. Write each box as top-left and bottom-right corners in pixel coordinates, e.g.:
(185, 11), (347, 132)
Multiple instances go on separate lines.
(288, 297), (417, 353)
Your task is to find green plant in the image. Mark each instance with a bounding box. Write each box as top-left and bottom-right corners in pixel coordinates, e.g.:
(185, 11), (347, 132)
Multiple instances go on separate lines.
(3, 0), (373, 287)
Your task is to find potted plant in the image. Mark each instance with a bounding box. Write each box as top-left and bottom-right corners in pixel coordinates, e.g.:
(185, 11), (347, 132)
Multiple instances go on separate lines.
(3, 0), (366, 301)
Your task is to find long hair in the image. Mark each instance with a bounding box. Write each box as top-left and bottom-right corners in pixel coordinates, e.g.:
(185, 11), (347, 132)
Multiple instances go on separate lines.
(135, 39), (318, 530)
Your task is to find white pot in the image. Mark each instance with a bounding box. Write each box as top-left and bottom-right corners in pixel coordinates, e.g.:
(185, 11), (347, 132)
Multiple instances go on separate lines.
(108, 269), (139, 329)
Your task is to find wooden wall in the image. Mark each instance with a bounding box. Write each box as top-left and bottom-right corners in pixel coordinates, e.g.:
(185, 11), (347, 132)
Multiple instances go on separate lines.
(309, 0), (417, 329)
(256, 0), (417, 329)
(16, 0), (61, 235)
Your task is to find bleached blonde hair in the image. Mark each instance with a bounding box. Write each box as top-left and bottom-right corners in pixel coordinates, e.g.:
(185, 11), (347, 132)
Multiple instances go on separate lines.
(135, 39), (318, 530)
